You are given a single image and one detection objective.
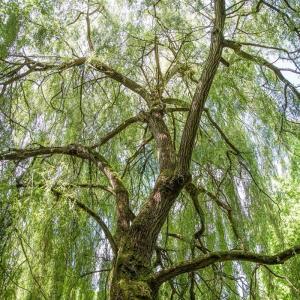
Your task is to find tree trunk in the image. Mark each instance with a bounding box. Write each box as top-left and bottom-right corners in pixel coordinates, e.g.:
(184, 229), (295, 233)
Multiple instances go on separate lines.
(109, 241), (155, 300)
(109, 177), (186, 299)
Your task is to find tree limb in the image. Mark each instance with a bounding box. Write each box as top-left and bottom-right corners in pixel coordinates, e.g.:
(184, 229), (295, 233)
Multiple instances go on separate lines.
(150, 245), (300, 288)
(203, 108), (241, 155)
(185, 182), (205, 239)
(179, 0), (226, 174)
(89, 58), (151, 101)
(1, 56), (151, 103)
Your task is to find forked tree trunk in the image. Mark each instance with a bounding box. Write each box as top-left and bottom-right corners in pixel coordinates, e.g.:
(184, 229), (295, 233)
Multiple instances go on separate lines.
(109, 176), (186, 299)
(107, 1), (226, 297)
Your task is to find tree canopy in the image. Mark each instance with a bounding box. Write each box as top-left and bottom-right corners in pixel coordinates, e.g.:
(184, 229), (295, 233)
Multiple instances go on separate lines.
(0, 0), (300, 299)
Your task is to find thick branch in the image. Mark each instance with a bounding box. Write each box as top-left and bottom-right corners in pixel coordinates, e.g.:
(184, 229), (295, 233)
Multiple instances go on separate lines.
(126, 172), (187, 264)
(147, 110), (176, 171)
(179, 0), (226, 173)
(0, 144), (90, 161)
(150, 245), (300, 287)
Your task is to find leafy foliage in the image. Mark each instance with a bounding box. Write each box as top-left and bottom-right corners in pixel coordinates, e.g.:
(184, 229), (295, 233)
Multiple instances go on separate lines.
(0, 0), (299, 299)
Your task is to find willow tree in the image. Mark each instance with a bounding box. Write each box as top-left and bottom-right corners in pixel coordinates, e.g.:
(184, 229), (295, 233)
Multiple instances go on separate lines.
(1, 0), (300, 299)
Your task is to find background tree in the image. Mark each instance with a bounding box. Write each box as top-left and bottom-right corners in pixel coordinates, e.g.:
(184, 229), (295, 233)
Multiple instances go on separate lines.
(0, 0), (300, 299)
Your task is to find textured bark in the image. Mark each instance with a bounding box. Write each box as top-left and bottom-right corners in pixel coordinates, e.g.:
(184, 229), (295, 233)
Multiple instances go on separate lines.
(178, 0), (225, 173)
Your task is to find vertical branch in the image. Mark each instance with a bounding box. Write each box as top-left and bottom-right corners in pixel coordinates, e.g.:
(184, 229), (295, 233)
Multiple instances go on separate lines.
(179, 0), (226, 174)
(147, 111), (176, 172)
(86, 1), (94, 52)
(154, 35), (163, 97)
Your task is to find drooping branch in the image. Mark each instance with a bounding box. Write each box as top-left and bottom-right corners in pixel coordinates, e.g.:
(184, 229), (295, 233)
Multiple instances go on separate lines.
(223, 39), (300, 100)
(197, 185), (240, 241)
(261, 0), (300, 38)
(122, 135), (154, 177)
(150, 245), (300, 288)
(203, 108), (241, 155)
(71, 204), (116, 255)
(178, 0), (226, 174)
(17, 233), (48, 300)
(52, 188), (118, 254)
(14, 179), (117, 253)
